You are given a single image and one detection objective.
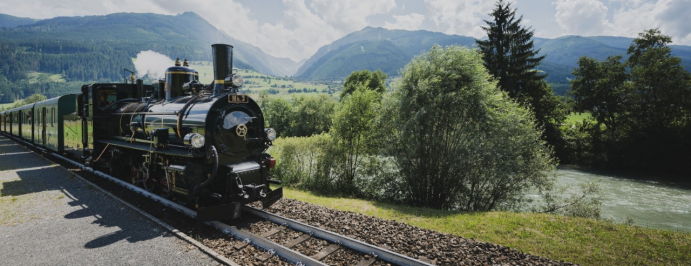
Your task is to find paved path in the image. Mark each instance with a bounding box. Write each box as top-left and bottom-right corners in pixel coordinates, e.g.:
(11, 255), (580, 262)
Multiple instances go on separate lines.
(0, 135), (221, 265)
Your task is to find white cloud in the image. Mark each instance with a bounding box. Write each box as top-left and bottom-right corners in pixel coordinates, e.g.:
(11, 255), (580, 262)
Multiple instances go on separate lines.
(310, 0), (397, 33)
(555, 0), (611, 36)
(606, 0), (691, 45)
(423, 0), (496, 38)
(384, 13), (425, 31)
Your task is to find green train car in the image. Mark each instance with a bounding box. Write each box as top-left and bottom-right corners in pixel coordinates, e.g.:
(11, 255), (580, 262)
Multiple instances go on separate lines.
(2, 95), (79, 154)
(7, 107), (21, 137)
(17, 104), (34, 141)
(1, 111), (6, 133)
(32, 95), (78, 152)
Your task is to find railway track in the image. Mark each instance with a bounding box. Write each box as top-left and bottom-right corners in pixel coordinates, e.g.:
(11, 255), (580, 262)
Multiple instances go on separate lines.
(6, 134), (432, 266)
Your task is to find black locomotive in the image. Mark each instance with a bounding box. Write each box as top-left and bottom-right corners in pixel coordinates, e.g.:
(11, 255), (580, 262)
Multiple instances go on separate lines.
(1, 44), (282, 221)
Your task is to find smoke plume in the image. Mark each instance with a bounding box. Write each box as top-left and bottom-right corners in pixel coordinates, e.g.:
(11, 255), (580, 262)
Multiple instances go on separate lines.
(133, 51), (173, 79)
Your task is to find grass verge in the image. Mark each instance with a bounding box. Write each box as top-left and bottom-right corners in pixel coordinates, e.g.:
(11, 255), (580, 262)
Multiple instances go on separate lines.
(283, 187), (691, 266)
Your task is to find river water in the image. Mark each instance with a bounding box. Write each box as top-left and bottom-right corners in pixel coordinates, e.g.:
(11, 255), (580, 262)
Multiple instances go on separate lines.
(556, 168), (691, 232)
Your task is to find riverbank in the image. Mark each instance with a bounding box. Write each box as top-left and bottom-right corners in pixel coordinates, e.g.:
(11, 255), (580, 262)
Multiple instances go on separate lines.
(282, 187), (691, 265)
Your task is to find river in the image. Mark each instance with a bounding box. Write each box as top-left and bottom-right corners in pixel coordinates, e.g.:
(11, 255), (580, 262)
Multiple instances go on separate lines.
(556, 168), (691, 232)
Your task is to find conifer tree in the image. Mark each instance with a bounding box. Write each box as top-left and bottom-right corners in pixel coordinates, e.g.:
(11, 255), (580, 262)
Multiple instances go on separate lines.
(477, 0), (564, 142)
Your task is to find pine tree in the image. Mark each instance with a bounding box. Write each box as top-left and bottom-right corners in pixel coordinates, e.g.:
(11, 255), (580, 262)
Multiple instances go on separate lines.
(477, 0), (564, 144)
(477, 0), (545, 98)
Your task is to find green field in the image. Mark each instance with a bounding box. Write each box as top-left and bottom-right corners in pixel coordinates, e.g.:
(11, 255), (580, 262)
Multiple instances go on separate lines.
(188, 61), (341, 100)
(0, 101), (21, 111)
(26, 72), (66, 84)
(283, 187), (691, 266)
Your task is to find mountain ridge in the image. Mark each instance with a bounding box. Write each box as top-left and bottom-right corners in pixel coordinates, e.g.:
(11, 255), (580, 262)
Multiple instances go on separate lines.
(298, 27), (691, 85)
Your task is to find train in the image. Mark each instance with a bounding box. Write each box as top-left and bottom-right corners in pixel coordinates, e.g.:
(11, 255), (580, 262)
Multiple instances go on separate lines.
(0, 44), (282, 221)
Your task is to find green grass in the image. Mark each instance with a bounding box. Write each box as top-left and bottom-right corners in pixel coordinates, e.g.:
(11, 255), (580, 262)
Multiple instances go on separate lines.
(26, 72), (66, 84)
(283, 187), (691, 266)
(565, 112), (594, 125)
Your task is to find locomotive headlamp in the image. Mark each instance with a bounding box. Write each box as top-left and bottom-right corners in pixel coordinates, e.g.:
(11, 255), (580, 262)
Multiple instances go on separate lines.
(265, 128), (277, 141)
(228, 73), (243, 87)
(184, 133), (206, 148)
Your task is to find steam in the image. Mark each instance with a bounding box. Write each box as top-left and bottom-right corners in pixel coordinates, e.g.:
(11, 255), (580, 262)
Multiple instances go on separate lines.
(133, 50), (173, 79)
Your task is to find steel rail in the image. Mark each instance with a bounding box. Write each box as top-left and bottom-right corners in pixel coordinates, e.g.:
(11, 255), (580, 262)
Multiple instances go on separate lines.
(243, 206), (434, 266)
(50, 153), (326, 266)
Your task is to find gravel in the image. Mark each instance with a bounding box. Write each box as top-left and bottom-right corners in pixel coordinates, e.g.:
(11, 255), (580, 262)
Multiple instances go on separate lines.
(265, 198), (576, 266)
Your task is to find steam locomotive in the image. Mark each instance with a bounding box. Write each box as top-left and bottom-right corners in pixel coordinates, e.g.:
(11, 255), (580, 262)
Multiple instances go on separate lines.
(0, 44), (282, 221)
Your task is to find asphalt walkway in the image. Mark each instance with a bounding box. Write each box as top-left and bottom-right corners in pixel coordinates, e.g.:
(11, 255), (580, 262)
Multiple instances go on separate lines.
(0, 135), (221, 265)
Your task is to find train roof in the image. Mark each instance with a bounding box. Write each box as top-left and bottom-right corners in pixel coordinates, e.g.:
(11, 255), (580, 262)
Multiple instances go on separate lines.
(33, 94), (78, 108)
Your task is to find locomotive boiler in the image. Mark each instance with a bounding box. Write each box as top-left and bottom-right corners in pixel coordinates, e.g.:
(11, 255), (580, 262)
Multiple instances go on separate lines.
(81, 44), (281, 221)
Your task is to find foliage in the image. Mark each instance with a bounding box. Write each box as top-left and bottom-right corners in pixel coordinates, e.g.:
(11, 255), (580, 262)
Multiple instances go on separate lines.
(290, 95), (336, 137)
(477, 0), (566, 149)
(477, 0), (546, 99)
(261, 97), (293, 137)
(571, 55), (630, 136)
(262, 94), (336, 137)
(330, 86), (381, 191)
(540, 181), (603, 219)
(269, 134), (334, 191)
(387, 45), (556, 210)
(568, 29), (691, 173)
(341, 69), (387, 97)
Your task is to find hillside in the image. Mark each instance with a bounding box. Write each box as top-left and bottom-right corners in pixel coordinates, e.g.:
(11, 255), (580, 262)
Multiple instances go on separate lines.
(0, 12), (298, 77)
(0, 14), (37, 28)
(297, 27), (691, 90)
(296, 27), (475, 78)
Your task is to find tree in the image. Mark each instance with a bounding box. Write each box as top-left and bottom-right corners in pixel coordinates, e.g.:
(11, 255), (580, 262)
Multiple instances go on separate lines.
(571, 55), (630, 135)
(476, 0), (564, 143)
(388, 45), (555, 210)
(290, 95), (336, 137)
(262, 97), (293, 138)
(331, 86), (380, 190)
(567, 29), (691, 173)
(341, 69), (387, 97)
(626, 29), (691, 130)
(477, 0), (545, 99)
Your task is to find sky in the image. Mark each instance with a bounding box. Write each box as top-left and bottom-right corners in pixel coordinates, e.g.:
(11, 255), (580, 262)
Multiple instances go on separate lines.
(1, 0), (689, 62)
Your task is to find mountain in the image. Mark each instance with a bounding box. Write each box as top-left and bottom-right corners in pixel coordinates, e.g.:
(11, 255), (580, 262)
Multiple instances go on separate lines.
(296, 27), (475, 78)
(0, 14), (37, 28)
(298, 27), (691, 88)
(0, 12), (298, 77)
(299, 40), (409, 80)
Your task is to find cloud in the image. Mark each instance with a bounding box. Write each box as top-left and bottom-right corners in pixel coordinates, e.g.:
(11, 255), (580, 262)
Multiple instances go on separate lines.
(384, 13), (425, 31)
(309, 0), (397, 33)
(555, 0), (610, 36)
(607, 0), (691, 45)
(423, 0), (496, 38)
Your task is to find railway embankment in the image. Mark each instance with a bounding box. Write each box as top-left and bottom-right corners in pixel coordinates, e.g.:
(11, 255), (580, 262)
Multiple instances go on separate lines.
(279, 188), (691, 266)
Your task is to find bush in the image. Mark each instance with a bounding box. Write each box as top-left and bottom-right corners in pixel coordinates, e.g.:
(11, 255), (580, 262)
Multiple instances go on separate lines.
(269, 134), (334, 191)
(386, 45), (557, 210)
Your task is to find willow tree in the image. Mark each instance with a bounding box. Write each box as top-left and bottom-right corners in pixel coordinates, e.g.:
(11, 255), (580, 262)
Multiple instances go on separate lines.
(388, 45), (556, 210)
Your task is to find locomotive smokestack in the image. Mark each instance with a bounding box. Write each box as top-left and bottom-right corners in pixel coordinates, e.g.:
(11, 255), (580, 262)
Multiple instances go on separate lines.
(212, 44), (233, 95)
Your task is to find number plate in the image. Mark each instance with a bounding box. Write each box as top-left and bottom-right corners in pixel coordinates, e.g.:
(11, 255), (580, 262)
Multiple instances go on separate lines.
(228, 94), (248, 103)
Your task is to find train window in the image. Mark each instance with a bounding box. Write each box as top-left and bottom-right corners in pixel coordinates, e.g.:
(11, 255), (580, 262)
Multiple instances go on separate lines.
(98, 89), (117, 108)
(52, 108), (55, 127)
